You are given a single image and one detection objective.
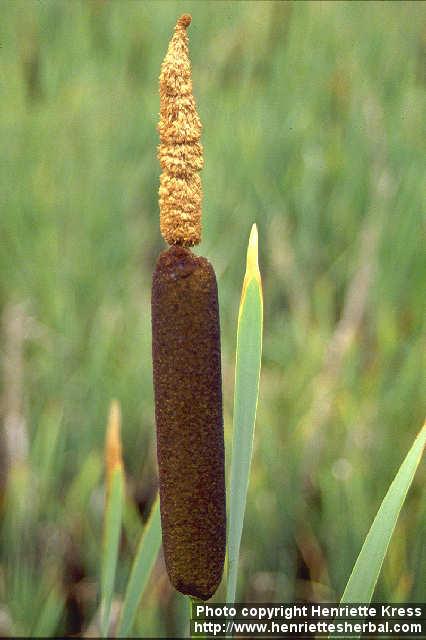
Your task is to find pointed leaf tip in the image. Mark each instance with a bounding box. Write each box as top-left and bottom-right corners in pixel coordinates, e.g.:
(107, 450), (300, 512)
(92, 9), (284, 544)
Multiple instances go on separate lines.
(245, 224), (261, 285)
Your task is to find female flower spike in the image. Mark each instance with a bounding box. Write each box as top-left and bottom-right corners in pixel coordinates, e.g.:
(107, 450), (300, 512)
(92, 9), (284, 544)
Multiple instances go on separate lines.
(158, 14), (203, 246)
(152, 246), (225, 601)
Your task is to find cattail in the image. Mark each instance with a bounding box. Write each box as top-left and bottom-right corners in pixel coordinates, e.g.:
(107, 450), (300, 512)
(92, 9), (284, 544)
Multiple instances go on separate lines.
(152, 16), (226, 601)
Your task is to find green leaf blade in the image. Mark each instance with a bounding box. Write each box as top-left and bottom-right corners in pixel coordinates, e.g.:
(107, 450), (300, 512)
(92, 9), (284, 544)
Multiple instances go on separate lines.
(226, 224), (263, 605)
(116, 496), (162, 638)
(100, 466), (125, 637)
(341, 423), (426, 605)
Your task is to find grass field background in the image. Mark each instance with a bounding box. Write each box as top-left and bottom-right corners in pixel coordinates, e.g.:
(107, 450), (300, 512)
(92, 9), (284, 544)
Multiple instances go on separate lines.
(1, 1), (425, 636)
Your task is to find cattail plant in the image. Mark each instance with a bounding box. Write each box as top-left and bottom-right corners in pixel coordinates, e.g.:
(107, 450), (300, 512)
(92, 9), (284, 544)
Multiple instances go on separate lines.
(151, 15), (226, 601)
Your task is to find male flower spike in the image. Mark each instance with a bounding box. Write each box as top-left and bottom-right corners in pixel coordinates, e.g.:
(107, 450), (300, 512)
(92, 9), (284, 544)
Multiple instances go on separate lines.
(158, 14), (203, 247)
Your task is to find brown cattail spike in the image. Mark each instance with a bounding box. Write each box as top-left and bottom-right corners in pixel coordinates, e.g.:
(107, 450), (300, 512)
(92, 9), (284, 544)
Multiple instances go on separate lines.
(158, 15), (203, 247)
(152, 245), (226, 600)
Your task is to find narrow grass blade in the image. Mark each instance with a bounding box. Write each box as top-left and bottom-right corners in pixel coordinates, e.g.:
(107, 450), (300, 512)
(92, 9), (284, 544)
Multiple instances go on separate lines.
(116, 496), (162, 638)
(32, 584), (64, 638)
(65, 452), (103, 516)
(100, 466), (124, 637)
(226, 224), (263, 604)
(341, 422), (426, 605)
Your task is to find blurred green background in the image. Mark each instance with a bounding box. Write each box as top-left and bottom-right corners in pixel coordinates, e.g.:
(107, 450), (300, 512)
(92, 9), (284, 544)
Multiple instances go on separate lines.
(1, 0), (425, 636)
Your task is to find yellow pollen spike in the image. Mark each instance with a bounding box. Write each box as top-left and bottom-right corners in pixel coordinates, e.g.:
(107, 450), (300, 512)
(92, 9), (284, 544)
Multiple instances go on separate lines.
(158, 14), (203, 247)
